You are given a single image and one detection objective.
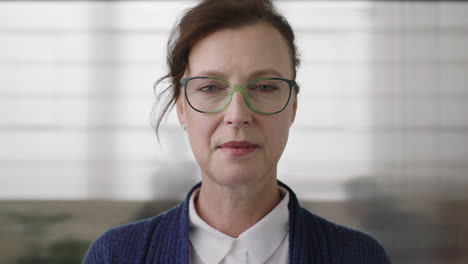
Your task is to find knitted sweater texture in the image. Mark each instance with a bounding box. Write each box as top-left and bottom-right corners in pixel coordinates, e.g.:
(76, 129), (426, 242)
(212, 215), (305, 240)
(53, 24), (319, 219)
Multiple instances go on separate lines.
(83, 181), (391, 264)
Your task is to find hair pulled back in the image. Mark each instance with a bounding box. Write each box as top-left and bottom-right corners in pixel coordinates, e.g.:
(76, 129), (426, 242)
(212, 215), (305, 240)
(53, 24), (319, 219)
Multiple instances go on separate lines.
(152, 0), (300, 138)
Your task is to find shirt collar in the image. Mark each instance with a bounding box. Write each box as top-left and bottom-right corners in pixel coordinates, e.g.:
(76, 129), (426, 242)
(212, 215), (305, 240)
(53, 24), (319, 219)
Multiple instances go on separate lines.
(189, 188), (234, 263)
(239, 187), (289, 263)
(188, 187), (289, 264)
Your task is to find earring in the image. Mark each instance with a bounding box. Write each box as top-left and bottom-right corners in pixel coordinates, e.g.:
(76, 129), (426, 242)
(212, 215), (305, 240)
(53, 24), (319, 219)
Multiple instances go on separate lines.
(182, 124), (186, 129)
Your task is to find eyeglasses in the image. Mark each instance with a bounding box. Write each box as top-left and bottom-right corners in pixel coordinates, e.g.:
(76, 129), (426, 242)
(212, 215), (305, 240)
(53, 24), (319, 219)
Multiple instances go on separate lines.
(180, 77), (296, 115)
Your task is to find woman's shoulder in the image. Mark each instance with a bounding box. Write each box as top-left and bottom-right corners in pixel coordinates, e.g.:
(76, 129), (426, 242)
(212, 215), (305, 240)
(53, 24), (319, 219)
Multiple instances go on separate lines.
(299, 207), (380, 244)
(83, 203), (185, 264)
(298, 207), (392, 263)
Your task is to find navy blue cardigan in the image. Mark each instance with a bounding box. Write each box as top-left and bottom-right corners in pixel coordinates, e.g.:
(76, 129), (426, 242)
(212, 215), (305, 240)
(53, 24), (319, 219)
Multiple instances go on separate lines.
(84, 181), (391, 263)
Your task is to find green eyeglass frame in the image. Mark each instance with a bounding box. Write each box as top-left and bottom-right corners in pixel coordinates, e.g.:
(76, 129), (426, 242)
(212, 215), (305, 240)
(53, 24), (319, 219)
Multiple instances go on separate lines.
(180, 76), (297, 115)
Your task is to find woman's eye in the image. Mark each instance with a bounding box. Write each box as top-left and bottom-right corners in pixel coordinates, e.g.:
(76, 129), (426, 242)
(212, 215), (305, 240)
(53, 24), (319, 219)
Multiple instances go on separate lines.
(199, 85), (220, 92)
(254, 84), (278, 92)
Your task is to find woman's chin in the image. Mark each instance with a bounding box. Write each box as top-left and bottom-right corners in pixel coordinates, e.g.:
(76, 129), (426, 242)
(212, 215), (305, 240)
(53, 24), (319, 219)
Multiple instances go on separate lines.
(203, 169), (270, 188)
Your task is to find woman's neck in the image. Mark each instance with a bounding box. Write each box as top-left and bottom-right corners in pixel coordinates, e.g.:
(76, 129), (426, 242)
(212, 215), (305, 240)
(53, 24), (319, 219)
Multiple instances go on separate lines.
(195, 177), (282, 238)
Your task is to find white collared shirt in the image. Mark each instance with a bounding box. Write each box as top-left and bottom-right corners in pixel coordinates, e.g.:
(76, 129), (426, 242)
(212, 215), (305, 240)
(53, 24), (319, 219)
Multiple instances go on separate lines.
(188, 187), (290, 264)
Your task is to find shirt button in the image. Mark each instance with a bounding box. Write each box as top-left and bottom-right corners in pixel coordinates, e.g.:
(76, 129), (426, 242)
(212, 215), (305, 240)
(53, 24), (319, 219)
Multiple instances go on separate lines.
(233, 239), (244, 250)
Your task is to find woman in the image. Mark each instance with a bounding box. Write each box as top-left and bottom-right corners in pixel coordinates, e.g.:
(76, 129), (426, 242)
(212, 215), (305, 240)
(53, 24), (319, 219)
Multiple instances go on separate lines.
(84, 0), (391, 263)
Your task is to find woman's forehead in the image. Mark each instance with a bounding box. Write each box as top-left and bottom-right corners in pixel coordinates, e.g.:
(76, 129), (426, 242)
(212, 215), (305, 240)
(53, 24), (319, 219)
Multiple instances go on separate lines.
(186, 23), (293, 79)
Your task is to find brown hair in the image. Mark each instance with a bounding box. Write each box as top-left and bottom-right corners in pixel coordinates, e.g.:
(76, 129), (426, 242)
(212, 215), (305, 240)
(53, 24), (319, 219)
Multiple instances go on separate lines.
(152, 0), (300, 138)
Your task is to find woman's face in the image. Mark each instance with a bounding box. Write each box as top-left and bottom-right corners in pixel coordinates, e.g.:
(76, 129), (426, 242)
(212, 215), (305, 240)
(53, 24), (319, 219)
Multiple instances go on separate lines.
(176, 22), (297, 188)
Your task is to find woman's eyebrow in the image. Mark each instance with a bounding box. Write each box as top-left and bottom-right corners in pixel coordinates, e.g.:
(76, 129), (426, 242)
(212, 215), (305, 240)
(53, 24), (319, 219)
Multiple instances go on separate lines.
(249, 69), (284, 79)
(196, 70), (228, 79)
(196, 69), (284, 79)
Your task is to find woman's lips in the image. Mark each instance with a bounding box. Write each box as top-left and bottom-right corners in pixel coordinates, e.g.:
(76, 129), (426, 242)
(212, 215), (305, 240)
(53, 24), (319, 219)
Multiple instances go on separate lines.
(218, 141), (259, 156)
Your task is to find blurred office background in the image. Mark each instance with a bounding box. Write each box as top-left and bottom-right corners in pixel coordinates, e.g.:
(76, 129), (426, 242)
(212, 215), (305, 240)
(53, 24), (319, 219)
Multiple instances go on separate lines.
(0, 1), (467, 263)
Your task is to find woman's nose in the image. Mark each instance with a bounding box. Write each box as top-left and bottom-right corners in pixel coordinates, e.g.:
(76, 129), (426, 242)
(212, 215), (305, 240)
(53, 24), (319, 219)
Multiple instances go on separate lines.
(223, 90), (253, 127)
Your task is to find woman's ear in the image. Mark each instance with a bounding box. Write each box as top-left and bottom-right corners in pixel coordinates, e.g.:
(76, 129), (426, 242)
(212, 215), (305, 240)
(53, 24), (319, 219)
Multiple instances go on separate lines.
(290, 95), (298, 127)
(176, 96), (186, 130)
